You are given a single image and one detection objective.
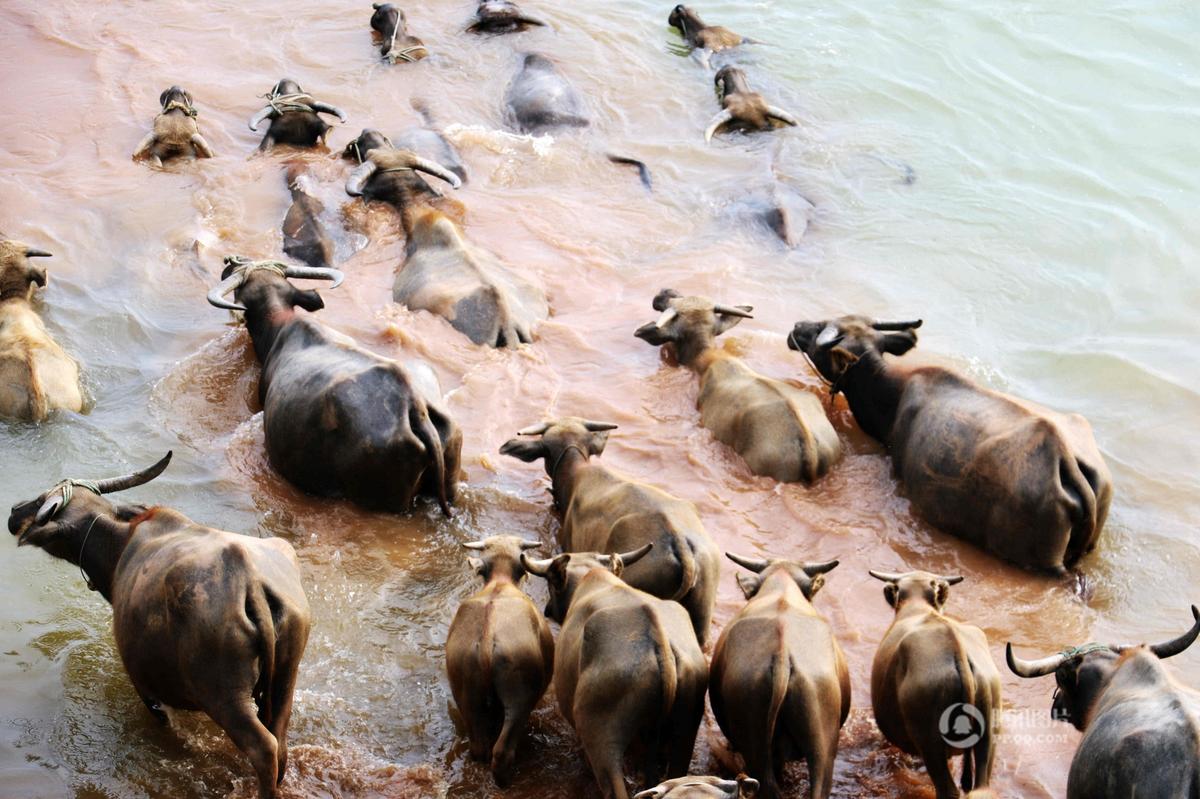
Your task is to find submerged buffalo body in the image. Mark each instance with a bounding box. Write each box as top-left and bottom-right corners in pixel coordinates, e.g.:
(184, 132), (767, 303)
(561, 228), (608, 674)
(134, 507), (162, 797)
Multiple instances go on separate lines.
(506, 53), (589, 133)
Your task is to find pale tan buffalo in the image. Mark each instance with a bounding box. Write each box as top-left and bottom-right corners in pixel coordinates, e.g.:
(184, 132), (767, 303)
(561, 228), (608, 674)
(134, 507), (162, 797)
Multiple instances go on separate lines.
(704, 68), (798, 143)
(712, 553), (849, 799)
(0, 236), (83, 421)
(636, 289), (841, 484)
(501, 417), (720, 644)
(8, 454), (310, 799)
(446, 536), (554, 786)
(789, 316), (1112, 573)
(636, 774), (761, 798)
(868, 570), (1000, 799)
(132, 86), (215, 166)
(523, 547), (708, 799)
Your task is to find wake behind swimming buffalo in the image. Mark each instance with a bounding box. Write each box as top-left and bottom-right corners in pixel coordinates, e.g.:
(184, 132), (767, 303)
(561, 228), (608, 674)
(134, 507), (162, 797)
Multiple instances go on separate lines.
(5, 3), (1191, 799)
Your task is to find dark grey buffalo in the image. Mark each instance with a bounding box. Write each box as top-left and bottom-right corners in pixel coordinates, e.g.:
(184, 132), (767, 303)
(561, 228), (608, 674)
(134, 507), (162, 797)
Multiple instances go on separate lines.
(249, 79), (346, 151)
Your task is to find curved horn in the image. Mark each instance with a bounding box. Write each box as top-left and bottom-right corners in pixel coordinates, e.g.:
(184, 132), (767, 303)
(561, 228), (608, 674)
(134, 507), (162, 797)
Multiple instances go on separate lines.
(1006, 642), (1067, 679)
(25, 248), (52, 258)
(519, 540), (542, 550)
(581, 420), (618, 432)
(815, 324), (842, 348)
(520, 552), (554, 576)
(868, 569), (904, 582)
(34, 493), (64, 526)
(462, 541), (486, 550)
(345, 161), (378, 197)
(713, 303), (754, 319)
(407, 155), (463, 189)
(941, 575), (965, 585)
(248, 105), (275, 131)
(765, 105), (799, 127)
(283, 265), (345, 289)
(1146, 605), (1200, 659)
(310, 101), (348, 123)
(803, 559), (840, 575)
(655, 307), (678, 328)
(615, 542), (653, 567)
(207, 272), (247, 311)
(704, 109), (734, 143)
(872, 319), (924, 331)
(93, 452), (173, 494)
(517, 422), (551, 436)
(726, 551), (769, 573)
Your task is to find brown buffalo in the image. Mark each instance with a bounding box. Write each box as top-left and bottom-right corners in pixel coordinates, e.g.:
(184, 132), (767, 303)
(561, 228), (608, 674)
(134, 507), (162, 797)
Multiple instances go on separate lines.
(523, 546), (708, 799)
(636, 775), (760, 798)
(281, 166), (335, 270)
(206, 258), (461, 514)
(500, 418), (719, 643)
(635, 289), (841, 484)
(132, 85), (215, 166)
(668, 5), (751, 53)
(343, 128), (464, 234)
(8, 454), (310, 799)
(249, 79), (347, 151)
(868, 570), (1000, 799)
(1007, 606), (1200, 799)
(0, 236), (83, 421)
(370, 3), (429, 63)
(705, 68), (797, 143)
(468, 0), (546, 34)
(446, 536), (554, 786)
(788, 316), (1112, 573)
(711, 553), (849, 799)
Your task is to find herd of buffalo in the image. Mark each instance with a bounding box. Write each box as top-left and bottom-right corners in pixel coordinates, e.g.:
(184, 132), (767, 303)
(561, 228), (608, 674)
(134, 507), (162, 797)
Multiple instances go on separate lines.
(2, 3), (1197, 799)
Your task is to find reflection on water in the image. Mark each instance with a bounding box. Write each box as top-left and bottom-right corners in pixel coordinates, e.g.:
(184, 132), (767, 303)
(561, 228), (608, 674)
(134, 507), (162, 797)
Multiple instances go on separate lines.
(1, 0), (1197, 797)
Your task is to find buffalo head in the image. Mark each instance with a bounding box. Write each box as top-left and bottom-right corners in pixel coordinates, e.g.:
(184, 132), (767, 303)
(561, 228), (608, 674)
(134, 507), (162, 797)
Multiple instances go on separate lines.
(343, 128), (394, 163)
(635, 774), (760, 799)
(521, 545), (653, 622)
(500, 417), (617, 471)
(0, 236), (53, 301)
(726, 551), (838, 600)
(788, 315), (922, 389)
(634, 288), (753, 367)
(158, 85), (195, 113)
(868, 569), (963, 613)
(461, 535), (542, 582)
(206, 257), (344, 314)
(1007, 605), (1200, 730)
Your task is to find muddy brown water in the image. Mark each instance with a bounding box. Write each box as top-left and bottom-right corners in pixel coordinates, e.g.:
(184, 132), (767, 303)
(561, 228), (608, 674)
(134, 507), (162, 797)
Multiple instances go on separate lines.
(2, 0), (1198, 797)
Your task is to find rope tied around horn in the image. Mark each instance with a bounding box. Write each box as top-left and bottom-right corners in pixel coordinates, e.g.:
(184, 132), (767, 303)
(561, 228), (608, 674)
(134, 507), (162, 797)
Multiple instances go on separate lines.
(51, 479), (102, 513)
(161, 99), (198, 117)
(224, 258), (289, 278)
(260, 91), (315, 115)
(1059, 642), (1110, 660)
(386, 44), (428, 63)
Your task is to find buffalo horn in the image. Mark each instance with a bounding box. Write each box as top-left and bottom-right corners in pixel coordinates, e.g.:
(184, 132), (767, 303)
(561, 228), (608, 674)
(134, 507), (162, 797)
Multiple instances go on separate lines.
(1130, 605), (1200, 659)
(704, 109), (734, 143)
(407, 154), (463, 189)
(868, 569), (904, 582)
(655, 307), (678, 328)
(804, 559), (840, 575)
(25, 248), (52, 258)
(311, 101), (348, 123)
(462, 541), (486, 550)
(519, 540), (542, 550)
(612, 542), (653, 567)
(94, 452), (173, 494)
(766, 105), (799, 127)
(713, 303), (754, 319)
(207, 272), (247, 311)
(34, 494), (64, 526)
(284, 265), (345, 289)
(726, 551), (769, 573)
(517, 422), (551, 436)
(1006, 642), (1067, 678)
(248, 105), (275, 132)
(872, 319), (924, 331)
(815, 324), (842, 349)
(581, 420), (618, 432)
(345, 161), (377, 197)
(520, 553), (554, 575)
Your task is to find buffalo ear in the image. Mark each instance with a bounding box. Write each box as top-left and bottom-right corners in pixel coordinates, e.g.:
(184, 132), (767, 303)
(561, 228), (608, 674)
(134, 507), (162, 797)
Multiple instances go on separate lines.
(468, 556), (485, 576)
(291, 288), (324, 312)
(883, 583), (898, 608)
(808, 573), (826, 598)
(29, 266), (47, 288)
(159, 88), (170, 106)
(879, 330), (917, 356)
(736, 572), (761, 599)
(499, 438), (545, 463)
(548, 554), (570, 587)
(713, 308), (752, 336)
(634, 322), (674, 346)
(586, 431), (610, 456)
(651, 288), (681, 311)
(934, 580), (951, 609)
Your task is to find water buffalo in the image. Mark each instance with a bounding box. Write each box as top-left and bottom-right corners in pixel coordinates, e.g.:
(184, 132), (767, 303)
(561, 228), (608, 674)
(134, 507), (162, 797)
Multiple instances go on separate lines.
(468, 0), (546, 33)
(635, 290), (841, 484)
(712, 553), (848, 799)
(399, 209), (548, 347)
(369, 3), (428, 62)
(500, 418), (719, 643)
(8, 454), (310, 799)
(506, 53), (589, 133)
(446, 536), (553, 786)
(868, 570), (999, 799)
(787, 316), (1112, 573)
(395, 100), (469, 185)
(0, 236), (83, 421)
(1007, 606), (1200, 799)
(636, 775), (760, 799)
(281, 167), (334, 270)
(132, 86), (215, 166)
(343, 128), (464, 233)
(705, 68), (798, 143)
(249, 79), (347, 151)
(206, 257), (460, 514)
(523, 547), (708, 799)
(668, 5), (752, 53)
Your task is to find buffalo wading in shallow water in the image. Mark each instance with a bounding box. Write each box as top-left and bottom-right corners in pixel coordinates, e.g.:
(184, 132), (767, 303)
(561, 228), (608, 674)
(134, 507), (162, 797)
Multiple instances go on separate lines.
(711, 553), (849, 799)
(249, 79), (347, 151)
(207, 257), (461, 514)
(636, 775), (761, 798)
(1007, 606), (1200, 799)
(468, 0), (546, 34)
(500, 417), (720, 643)
(705, 67), (798, 143)
(668, 5), (753, 53)
(635, 289), (841, 484)
(343, 128), (464, 234)
(132, 85), (215, 166)
(8, 453), (311, 799)
(369, 3), (428, 63)
(523, 545), (708, 799)
(0, 236), (83, 421)
(445, 536), (554, 786)
(788, 315), (1112, 573)
(868, 570), (1000, 799)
